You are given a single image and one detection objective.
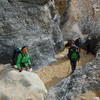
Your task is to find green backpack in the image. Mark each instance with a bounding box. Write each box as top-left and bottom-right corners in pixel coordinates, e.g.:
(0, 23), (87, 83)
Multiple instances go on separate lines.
(70, 48), (79, 61)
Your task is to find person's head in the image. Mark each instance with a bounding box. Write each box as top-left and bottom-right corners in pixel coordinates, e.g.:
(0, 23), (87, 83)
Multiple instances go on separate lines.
(78, 37), (81, 40)
(21, 46), (28, 54)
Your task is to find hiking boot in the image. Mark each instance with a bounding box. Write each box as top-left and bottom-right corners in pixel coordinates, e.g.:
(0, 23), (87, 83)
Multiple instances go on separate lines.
(19, 69), (23, 72)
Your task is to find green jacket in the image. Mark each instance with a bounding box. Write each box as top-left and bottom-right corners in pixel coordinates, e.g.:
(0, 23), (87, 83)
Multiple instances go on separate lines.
(16, 53), (31, 69)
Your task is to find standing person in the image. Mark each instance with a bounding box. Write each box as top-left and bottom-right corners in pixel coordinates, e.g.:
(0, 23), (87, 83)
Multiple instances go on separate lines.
(85, 36), (97, 55)
(85, 37), (92, 54)
(16, 46), (32, 72)
(68, 44), (80, 74)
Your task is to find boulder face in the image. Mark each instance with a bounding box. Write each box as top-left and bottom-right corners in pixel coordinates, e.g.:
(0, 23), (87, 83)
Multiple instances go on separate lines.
(46, 49), (100, 100)
(0, 68), (47, 100)
(0, 0), (64, 67)
(60, 0), (100, 40)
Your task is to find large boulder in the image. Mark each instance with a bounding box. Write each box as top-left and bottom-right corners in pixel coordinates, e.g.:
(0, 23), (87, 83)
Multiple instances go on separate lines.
(0, 67), (47, 100)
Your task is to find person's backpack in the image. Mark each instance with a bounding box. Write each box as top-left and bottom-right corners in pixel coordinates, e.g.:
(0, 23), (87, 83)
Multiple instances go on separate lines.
(69, 45), (79, 61)
(12, 48), (22, 65)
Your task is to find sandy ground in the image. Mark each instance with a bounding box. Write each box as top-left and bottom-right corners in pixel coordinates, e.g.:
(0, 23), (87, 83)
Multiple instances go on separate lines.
(34, 49), (95, 88)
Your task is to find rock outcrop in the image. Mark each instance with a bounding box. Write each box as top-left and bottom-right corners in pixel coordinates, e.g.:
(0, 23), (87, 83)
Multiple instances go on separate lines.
(0, 0), (64, 68)
(60, 0), (100, 40)
(0, 67), (47, 100)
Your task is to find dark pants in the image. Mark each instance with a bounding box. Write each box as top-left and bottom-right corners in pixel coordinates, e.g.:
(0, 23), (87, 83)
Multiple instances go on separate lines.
(86, 45), (96, 55)
(86, 45), (91, 54)
(70, 60), (77, 74)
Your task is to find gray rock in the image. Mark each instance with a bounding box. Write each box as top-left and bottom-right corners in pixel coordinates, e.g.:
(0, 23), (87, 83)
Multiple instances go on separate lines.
(0, 0), (64, 68)
(61, 0), (100, 40)
(0, 91), (9, 100)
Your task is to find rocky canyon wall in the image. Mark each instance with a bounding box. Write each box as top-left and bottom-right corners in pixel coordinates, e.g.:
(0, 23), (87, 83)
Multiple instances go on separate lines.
(0, 0), (64, 68)
(59, 0), (100, 40)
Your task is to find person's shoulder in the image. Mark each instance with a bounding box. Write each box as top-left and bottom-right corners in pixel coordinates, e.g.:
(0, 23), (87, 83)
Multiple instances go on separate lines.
(18, 52), (23, 57)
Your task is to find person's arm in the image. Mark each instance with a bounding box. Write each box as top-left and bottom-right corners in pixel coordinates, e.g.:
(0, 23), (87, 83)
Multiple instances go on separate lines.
(16, 54), (22, 69)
